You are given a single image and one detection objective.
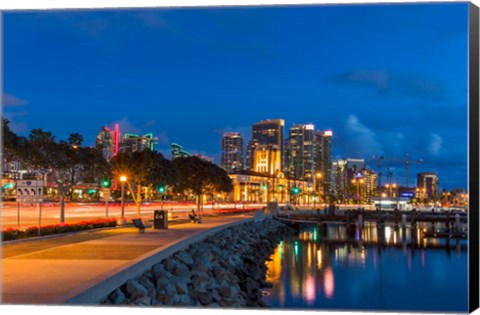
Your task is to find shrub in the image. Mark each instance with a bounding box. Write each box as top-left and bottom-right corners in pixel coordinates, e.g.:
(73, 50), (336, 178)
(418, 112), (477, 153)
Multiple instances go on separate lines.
(2, 218), (118, 242)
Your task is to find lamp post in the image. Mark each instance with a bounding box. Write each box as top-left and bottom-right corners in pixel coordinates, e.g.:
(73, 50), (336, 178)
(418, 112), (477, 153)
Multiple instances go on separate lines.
(381, 193), (387, 210)
(359, 178), (365, 204)
(120, 175), (127, 224)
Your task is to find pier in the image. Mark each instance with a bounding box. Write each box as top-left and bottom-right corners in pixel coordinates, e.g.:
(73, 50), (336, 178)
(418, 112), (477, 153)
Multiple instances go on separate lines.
(276, 209), (468, 239)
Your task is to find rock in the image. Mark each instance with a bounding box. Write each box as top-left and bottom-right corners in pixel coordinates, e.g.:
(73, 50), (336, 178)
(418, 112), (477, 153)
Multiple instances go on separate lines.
(99, 220), (295, 308)
(162, 258), (177, 271)
(108, 289), (126, 305)
(138, 275), (156, 297)
(123, 279), (148, 300)
(131, 294), (151, 306)
(175, 280), (189, 295)
(177, 294), (192, 305)
(207, 302), (221, 307)
(151, 263), (169, 280)
(174, 251), (194, 266)
(217, 285), (233, 298)
(196, 291), (213, 305)
(173, 262), (190, 278)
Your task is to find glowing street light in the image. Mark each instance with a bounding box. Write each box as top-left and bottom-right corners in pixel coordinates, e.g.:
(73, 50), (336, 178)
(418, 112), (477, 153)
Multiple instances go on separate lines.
(120, 175), (127, 223)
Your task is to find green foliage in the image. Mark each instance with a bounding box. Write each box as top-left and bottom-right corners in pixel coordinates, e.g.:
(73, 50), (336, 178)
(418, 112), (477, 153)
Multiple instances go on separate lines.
(172, 156), (233, 196)
(2, 219), (117, 242)
(111, 150), (175, 188)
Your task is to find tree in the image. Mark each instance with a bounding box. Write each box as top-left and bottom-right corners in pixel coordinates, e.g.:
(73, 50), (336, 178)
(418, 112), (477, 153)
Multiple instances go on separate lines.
(173, 156), (233, 212)
(19, 129), (108, 225)
(67, 132), (83, 147)
(2, 118), (27, 167)
(111, 150), (174, 217)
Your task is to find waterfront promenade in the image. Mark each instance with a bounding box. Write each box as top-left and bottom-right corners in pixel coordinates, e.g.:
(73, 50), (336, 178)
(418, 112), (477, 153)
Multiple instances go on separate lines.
(1, 214), (255, 305)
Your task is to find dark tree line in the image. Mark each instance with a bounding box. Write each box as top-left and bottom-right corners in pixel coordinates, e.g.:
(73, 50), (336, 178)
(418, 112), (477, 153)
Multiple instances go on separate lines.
(3, 118), (233, 220)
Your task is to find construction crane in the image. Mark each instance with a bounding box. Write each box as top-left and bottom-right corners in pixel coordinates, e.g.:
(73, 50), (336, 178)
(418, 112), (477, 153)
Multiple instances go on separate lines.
(372, 154), (422, 190)
(371, 156), (401, 190)
(404, 153), (422, 189)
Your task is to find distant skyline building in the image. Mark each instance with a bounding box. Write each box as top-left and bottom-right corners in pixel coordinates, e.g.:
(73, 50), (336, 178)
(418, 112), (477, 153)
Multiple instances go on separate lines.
(121, 133), (157, 152)
(95, 126), (114, 161)
(171, 143), (192, 160)
(285, 124), (315, 181)
(417, 172), (439, 200)
(314, 130), (333, 190)
(247, 119), (285, 171)
(331, 158), (367, 202)
(221, 132), (244, 174)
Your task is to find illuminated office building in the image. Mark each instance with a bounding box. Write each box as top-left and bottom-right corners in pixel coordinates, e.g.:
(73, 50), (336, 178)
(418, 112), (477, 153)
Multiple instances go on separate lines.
(171, 143), (192, 160)
(247, 119), (285, 171)
(416, 172), (439, 200)
(122, 133), (157, 152)
(252, 144), (282, 176)
(95, 126), (114, 161)
(221, 132), (244, 174)
(314, 130), (333, 190)
(285, 124), (315, 181)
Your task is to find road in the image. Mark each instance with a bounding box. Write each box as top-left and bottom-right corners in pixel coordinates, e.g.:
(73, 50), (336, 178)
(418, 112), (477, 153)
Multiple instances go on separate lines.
(0, 201), (265, 229)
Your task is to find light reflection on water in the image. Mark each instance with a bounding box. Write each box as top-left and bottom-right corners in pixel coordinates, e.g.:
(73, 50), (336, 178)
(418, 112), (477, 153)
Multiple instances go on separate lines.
(264, 223), (468, 312)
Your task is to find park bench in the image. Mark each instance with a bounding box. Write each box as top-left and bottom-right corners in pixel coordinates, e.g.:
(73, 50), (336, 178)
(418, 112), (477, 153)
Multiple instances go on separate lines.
(132, 218), (146, 234)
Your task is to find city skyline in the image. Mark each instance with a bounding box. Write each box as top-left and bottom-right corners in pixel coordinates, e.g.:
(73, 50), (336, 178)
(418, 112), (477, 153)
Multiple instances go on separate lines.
(3, 2), (469, 189)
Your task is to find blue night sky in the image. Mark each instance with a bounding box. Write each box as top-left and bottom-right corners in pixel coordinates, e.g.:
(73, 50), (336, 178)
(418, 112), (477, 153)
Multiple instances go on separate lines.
(2, 2), (470, 190)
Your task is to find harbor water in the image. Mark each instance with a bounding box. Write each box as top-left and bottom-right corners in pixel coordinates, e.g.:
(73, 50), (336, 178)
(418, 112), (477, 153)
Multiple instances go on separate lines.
(263, 223), (468, 312)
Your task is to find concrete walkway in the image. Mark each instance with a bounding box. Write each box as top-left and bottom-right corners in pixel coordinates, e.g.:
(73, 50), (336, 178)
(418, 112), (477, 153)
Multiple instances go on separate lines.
(1, 214), (255, 305)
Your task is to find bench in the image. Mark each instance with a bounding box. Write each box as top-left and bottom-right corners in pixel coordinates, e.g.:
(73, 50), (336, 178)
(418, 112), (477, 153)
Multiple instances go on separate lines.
(188, 214), (202, 223)
(132, 218), (146, 233)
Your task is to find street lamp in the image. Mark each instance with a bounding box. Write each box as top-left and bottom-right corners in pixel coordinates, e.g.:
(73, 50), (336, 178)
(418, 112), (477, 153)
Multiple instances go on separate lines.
(120, 175), (127, 224)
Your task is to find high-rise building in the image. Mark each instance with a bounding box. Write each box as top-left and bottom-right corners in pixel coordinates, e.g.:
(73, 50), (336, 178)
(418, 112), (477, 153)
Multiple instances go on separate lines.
(221, 132), (244, 174)
(95, 126), (114, 161)
(252, 144), (282, 176)
(247, 119), (285, 170)
(171, 143), (191, 160)
(331, 158), (367, 202)
(314, 130), (333, 189)
(121, 133), (157, 152)
(416, 172), (439, 200)
(284, 124), (315, 181)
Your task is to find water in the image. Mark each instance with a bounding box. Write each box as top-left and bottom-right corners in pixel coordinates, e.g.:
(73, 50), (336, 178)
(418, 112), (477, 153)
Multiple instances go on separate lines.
(263, 223), (468, 312)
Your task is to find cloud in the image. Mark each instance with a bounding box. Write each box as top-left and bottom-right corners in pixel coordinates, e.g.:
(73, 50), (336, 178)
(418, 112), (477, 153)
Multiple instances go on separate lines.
(428, 133), (444, 156)
(142, 119), (157, 128)
(343, 115), (383, 158)
(336, 70), (390, 94)
(3, 93), (27, 107)
(335, 70), (445, 100)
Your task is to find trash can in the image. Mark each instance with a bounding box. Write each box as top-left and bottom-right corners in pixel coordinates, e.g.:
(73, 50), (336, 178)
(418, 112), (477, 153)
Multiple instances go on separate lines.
(154, 210), (168, 229)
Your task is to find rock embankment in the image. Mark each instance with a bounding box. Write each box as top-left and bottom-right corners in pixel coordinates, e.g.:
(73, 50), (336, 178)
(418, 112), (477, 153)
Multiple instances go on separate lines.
(100, 218), (295, 307)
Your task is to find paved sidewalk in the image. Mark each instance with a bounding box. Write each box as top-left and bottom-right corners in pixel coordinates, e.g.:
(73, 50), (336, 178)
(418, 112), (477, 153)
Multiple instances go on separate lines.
(1, 214), (254, 305)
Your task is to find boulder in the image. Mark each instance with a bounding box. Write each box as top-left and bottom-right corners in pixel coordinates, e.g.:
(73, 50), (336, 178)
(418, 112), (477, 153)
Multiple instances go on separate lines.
(196, 291), (213, 305)
(123, 279), (148, 301)
(108, 288), (126, 305)
(174, 251), (194, 266)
